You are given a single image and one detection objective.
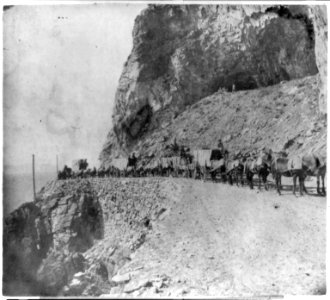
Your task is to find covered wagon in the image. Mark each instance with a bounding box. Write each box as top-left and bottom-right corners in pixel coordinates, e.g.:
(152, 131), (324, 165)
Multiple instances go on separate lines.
(192, 149), (226, 180)
(72, 159), (89, 172)
(159, 156), (190, 177)
(110, 157), (128, 177)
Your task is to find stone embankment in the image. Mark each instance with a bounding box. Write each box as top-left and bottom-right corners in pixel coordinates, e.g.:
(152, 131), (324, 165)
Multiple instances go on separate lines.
(3, 177), (175, 296)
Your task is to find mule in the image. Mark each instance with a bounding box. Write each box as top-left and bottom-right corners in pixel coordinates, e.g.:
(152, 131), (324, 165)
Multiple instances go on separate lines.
(58, 165), (73, 180)
(301, 154), (326, 195)
(159, 158), (174, 177)
(244, 151), (271, 190)
(270, 156), (306, 196)
(209, 159), (227, 182)
(226, 158), (244, 186)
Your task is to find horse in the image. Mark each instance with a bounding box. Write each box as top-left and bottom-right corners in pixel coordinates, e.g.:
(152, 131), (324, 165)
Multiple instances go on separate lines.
(90, 167), (97, 177)
(84, 168), (92, 178)
(270, 153), (306, 196)
(271, 151), (326, 196)
(143, 160), (159, 177)
(226, 156), (245, 186)
(111, 166), (121, 177)
(97, 167), (106, 178)
(178, 148), (193, 178)
(208, 149), (229, 182)
(127, 155), (138, 177)
(57, 165), (73, 180)
(244, 150), (271, 190)
(209, 159), (227, 182)
(76, 169), (87, 179)
(57, 170), (66, 180)
(301, 153), (326, 195)
(159, 157), (175, 177)
(184, 163), (195, 178)
(176, 156), (192, 178)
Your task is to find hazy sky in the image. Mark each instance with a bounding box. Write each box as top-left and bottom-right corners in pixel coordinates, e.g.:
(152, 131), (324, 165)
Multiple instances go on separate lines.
(3, 3), (146, 172)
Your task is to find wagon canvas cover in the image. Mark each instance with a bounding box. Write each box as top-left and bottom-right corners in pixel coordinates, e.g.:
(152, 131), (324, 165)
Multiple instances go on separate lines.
(111, 158), (128, 170)
(192, 149), (212, 167)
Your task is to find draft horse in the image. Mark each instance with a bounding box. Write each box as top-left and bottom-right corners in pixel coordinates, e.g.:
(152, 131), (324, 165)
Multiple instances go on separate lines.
(301, 154), (326, 195)
(270, 155), (306, 196)
(244, 151), (271, 190)
(226, 157), (245, 186)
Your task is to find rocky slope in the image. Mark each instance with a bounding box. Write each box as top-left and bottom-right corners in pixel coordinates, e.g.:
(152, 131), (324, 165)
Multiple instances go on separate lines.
(100, 4), (327, 163)
(101, 75), (326, 167)
(3, 178), (174, 296)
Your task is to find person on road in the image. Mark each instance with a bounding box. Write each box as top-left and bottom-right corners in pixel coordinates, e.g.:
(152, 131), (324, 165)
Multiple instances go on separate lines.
(218, 139), (224, 152)
(217, 138), (229, 159)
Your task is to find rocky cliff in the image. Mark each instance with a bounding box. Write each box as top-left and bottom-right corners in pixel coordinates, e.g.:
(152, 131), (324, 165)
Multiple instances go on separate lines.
(100, 4), (326, 164)
(3, 180), (103, 295)
(3, 178), (173, 296)
(308, 5), (327, 113)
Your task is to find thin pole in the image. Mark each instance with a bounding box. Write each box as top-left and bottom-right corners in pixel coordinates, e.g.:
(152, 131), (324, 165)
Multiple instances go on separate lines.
(32, 154), (36, 202)
(56, 155), (59, 174)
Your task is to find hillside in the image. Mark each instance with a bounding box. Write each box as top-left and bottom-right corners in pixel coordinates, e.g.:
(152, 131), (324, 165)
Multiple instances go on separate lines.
(101, 75), (326, 167)
(100, 4), (327, 164)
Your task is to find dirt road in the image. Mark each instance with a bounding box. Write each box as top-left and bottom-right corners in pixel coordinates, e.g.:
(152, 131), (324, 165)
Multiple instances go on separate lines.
(106, 177), (326, 297)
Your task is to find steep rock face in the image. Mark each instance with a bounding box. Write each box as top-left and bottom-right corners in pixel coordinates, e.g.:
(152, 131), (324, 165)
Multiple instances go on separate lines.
(3, 180), (104, 295)
(103, 4), (319, 160)
(103, 75), (326, 166)
(3, 203), (46, 295)
(309, 5), (327, 113)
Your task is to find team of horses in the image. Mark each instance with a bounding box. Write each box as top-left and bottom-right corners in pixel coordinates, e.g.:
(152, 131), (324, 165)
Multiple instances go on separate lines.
(58, 148), (326, 196)
(224, 149), (326, 196)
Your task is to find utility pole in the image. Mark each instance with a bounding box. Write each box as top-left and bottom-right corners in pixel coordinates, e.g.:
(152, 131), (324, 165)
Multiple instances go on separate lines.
(32, 154), (36, 202)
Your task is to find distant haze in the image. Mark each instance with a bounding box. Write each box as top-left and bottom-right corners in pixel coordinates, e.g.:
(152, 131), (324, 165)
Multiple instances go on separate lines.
(3, 3), (146, 172)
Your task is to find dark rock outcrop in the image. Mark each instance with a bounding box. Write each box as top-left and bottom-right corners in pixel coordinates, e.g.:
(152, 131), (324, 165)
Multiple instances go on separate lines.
(100, 4), (321, 162)
(36, 250), (86, 295)
(3, 180), (104, 295)
(3, 202), (47, 295)
(3, 178), (173, 296)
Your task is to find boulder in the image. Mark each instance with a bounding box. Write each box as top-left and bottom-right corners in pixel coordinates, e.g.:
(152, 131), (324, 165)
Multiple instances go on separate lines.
(124, 279), (153, 293)
(112, 273), (131, 284)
